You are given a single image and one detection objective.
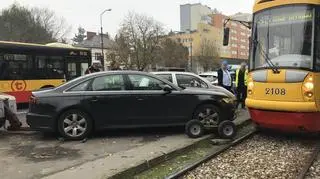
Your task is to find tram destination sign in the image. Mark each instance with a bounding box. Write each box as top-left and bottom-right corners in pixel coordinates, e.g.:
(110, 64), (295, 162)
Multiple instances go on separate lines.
(257, 11), (313, 26)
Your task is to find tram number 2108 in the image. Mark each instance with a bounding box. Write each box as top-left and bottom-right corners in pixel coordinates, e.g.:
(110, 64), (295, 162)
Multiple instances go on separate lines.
(265, 88), (286, 95)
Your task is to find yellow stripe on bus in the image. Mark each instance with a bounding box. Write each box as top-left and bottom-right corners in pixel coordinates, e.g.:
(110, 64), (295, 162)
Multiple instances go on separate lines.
(0, 79), (65, 92)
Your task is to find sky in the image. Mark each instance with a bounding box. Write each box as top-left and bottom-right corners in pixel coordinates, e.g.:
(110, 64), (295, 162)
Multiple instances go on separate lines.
(2, 0), (255, 39)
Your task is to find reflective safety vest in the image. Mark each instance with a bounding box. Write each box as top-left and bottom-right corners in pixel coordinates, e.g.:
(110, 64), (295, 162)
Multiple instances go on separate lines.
(235, 68), (248, 87)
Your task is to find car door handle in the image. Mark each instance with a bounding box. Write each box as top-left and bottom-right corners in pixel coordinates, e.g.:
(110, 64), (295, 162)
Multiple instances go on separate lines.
(136, 97), (144, 101)
(91, 97), (99, 102)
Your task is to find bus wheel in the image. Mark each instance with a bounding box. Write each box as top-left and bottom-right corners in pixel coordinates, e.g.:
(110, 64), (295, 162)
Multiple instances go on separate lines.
(57, 109), (93, 140)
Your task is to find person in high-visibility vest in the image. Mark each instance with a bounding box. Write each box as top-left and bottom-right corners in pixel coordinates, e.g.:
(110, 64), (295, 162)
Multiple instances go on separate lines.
(235, 62), (248, 109)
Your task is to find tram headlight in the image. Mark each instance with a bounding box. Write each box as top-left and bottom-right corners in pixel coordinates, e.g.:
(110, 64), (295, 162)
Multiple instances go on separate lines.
(303, 82), (314, 91)
(305, 92), (313, 98)
(302, 74), (314, 99)
(248, 82), (254, 89)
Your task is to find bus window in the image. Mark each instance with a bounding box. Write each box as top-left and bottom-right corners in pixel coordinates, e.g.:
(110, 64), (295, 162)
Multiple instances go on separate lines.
(36, 56), (47, 79)
(67, 63), (77, 80)
(48, 56), (64, 79)
(0, 55), (10, 79)
(1, 54), (33, 80)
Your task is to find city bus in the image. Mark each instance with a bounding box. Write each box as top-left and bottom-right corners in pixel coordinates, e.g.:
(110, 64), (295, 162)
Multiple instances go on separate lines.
(245, 0), (320, 132)
(0, 41), (91, 103)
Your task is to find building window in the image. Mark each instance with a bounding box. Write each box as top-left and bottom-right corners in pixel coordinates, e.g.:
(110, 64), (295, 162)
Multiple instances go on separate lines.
(95, 53), (102, 60)
(232, 51), (237, 55)
(240, 45), (246, 49)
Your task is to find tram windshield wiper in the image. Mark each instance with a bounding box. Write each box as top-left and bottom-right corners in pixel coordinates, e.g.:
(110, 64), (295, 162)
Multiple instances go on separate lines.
(253, 39), (280, 73)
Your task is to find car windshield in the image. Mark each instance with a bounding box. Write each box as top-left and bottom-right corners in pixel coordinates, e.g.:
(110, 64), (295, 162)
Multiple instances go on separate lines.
(251, 5), (315, 70)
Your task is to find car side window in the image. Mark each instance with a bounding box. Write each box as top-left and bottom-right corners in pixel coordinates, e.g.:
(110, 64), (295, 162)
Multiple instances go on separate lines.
(156, 74), (173, 83)
(128, 74), (165, 90)
(200, 75), (217, 83)
(92, 75), (125, 91)
(69, 80), (91, 91)
(176, 74), (208, 88)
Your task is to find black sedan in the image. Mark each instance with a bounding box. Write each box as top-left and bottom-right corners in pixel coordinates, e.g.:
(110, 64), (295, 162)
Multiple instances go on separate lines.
(27, 71), (236, 140)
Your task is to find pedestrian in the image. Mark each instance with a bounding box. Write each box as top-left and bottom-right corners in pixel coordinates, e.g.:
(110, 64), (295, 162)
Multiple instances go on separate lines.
(235, 62), (248, 109)
(217, 61), (232, 92)
(85, 61), (101, 74)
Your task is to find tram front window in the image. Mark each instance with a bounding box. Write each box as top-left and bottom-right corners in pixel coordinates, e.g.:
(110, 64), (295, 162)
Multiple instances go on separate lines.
(251, 5), (315, 70)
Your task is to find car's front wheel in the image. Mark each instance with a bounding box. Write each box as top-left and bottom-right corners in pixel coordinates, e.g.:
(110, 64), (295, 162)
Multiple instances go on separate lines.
(57, 109), (93, 140)
(193, 104), (221, 127)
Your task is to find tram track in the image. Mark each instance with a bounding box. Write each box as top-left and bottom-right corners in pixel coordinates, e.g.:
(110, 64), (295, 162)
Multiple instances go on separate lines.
(177, 133), (318, 179)
(299, 143), (320, 179)
(112, 119), (318, 179)
(128, 121), (255, 179)
(165, 129), (256, 179)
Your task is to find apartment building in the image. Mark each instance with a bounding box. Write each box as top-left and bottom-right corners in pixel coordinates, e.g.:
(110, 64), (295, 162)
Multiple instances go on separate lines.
(211, 13), (252, 60)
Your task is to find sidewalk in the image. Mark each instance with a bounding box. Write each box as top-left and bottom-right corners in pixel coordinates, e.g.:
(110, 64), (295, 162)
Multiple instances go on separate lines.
(43, 110), (250, 179)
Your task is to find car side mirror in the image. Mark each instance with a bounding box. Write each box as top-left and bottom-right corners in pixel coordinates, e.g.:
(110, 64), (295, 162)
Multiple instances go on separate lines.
(223, 27), (230, 46)
(163, 85), (172, 93)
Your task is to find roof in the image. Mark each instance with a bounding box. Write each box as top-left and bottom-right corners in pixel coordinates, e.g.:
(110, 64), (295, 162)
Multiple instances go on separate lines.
(151, 71), (197, 75)
(75, 35), (115, 49)
(253, 0), (320, 13)
(0, 40), (89, 51)
(199, 71), (218, 76)
(46, 42), (75, 48)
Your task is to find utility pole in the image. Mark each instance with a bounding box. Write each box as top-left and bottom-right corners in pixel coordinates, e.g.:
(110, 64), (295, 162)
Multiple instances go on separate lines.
(100, 8), (112, 70)
(190, 40), (193, 72)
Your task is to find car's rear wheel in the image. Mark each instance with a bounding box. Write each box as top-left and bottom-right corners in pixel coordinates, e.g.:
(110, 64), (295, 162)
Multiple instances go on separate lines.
(57, 109), (93, 140)
(193, 104), (221, 127)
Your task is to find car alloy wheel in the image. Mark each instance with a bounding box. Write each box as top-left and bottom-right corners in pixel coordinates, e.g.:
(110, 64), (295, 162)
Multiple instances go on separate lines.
(63, 113), (87, 138)
(194, 104), (220, 127)
(58, 110), (93, 140)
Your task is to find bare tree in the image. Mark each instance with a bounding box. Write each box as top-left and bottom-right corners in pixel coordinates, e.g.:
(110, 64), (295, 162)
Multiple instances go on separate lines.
(197, 38), (220, 71)
(31, 7), (71, 42)
(117, 12), (165, 71)
(112, 34), (131, 69)
(157, 38), (188, 68)
(0, 3), (70, 43)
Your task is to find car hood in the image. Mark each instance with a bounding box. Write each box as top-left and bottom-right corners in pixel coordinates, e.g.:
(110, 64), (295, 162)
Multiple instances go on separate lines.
(182, 87), (235, 99)
(208, 85), (236, 99)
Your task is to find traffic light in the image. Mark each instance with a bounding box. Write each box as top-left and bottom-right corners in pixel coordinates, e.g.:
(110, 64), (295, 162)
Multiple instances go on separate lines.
(223, 27), (230, 46)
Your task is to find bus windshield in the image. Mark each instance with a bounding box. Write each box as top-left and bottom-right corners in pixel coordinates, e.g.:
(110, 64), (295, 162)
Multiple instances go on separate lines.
(251, 5), (315, 70)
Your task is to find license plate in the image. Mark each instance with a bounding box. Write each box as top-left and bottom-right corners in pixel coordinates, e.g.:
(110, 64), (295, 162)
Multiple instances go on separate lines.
(265, 88), (286, 95)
